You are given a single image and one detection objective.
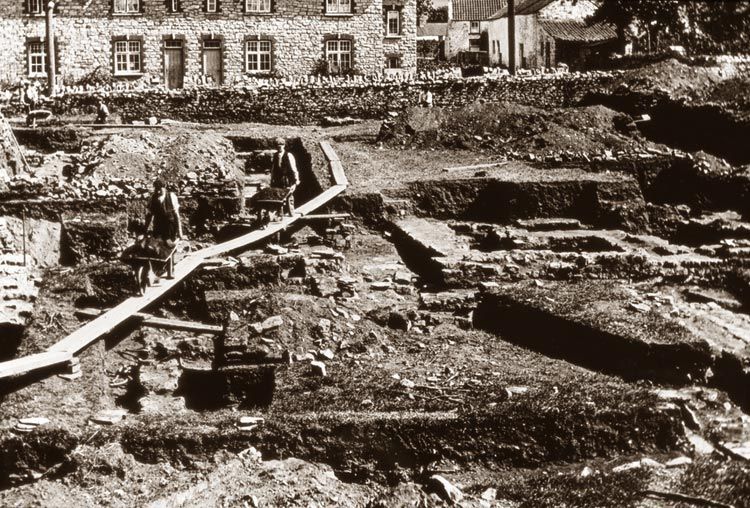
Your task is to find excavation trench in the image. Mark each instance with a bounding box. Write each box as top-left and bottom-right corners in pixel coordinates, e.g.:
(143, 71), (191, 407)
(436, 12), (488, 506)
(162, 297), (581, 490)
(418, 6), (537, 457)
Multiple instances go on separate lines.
(584, 90), (750, 167)
(384, 210), (750, 411)
(0, 399), (683, 488)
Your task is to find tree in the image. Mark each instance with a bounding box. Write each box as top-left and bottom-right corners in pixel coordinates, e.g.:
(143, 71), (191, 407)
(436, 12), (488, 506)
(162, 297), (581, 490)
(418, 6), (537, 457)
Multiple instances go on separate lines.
(588, 0), (682, 53)
(589, 0), (750, 55)
(417, 0), (434, 26)
(689, 1), (750, 53)
(428, 6), (449, 23)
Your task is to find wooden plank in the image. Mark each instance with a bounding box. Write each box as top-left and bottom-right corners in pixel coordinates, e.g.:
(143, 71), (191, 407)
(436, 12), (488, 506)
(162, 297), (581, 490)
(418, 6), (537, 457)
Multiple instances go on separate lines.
(642, 490), (735, 508)
(299, 213), (351, 220)
(74, 123), (166, 129)
(76, 308), (223, 334)
(0, 352), (72, 379)
(330, 161), (348, 186)
(0, 143), (347, 378)
(443, 161), (508, 172)
(49, 255), (205, 353)
(320, 142), (348, 186)
(319, 141), (340, 162)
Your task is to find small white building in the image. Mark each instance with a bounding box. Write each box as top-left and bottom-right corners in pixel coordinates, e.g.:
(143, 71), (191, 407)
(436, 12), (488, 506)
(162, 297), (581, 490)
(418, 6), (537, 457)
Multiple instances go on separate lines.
(487, 0), (617, 70)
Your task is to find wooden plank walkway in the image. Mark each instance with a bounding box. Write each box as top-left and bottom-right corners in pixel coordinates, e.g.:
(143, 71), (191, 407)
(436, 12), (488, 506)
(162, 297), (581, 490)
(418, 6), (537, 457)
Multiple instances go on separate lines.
(0, 141), (347, 379)
(75, 308), (224, 334)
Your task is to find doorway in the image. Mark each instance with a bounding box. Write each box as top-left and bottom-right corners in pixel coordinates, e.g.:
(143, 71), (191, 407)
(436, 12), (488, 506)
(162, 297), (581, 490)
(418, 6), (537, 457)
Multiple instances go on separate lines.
(202, 39), (222, 86)
(164, 39), (184, 89)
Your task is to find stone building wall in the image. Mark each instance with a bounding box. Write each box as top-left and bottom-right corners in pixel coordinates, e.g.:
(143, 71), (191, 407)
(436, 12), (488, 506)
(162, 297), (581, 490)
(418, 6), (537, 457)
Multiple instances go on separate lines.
(382, 0), (416, 70)
(0, 0), (417, 84)
(489, 14), (540, 68)
(444, 20), (469, 60)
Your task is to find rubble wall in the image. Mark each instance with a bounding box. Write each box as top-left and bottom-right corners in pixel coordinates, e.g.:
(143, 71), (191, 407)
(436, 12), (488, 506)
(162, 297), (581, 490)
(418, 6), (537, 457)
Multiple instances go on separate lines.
(1, 72), (617, 124)
(0, 0), (416, 84)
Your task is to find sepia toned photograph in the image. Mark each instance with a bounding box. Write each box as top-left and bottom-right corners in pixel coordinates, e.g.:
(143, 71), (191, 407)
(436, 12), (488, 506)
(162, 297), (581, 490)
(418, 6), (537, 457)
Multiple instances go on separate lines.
(0, 0), (749, 506)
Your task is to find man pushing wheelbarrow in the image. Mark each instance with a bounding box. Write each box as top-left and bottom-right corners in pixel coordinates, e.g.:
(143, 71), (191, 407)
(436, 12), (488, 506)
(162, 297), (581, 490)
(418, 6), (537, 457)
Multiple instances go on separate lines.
(122, 179), (184, 295)
(251, 138), (300, 226)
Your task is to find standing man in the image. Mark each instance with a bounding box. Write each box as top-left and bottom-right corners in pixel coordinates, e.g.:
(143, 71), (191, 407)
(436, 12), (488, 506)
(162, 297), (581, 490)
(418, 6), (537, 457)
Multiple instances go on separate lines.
(25, 82), (40, 127)
(270, 137), (300, 216)
(95, 97), (109, 124)
(144, 179), (183, 242)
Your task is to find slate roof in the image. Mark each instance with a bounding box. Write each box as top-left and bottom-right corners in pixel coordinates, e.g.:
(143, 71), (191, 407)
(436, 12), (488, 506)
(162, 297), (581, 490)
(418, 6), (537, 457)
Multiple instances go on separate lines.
(490, 0), (556, 19)
(453, 0), (506, 21)
(539, 20), (617, 42)
(417, 23), (449, 37)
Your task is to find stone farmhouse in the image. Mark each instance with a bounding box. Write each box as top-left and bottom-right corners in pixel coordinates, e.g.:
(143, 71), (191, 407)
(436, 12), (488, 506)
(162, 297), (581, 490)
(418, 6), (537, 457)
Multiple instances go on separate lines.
(0, 0), (416, 88)
(487, 0), (617, 70)
(444, 0), (503, 64)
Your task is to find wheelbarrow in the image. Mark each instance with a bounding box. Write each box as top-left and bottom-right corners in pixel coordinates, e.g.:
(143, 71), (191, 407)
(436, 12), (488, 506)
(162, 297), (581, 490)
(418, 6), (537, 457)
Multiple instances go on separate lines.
(122, 240), (179, 295)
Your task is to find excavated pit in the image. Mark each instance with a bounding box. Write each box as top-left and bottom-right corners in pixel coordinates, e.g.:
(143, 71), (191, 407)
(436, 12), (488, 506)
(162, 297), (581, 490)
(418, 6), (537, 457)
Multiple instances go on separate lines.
(585, 90), (750, 166)
(3, 116), (750, 505)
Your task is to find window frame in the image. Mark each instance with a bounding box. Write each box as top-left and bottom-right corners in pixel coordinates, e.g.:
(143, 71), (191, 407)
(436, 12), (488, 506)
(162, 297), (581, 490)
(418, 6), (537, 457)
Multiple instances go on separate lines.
(326, 0), (351, 15)
(386, 55), (401, 69)
(206, 0), (218, 12)
(386, 9), (400, 37)
(325, 39), (353, 74)
(27, 0), (44, 15)
(113, 0), (141, 15)
(113, 39), (143, 76)
(245, 0), (271, 13)
(469, 20), (481, 34)
(27, 41), (47, 78)
(245, 39), (273, 73)
(167, 0), (181, 13)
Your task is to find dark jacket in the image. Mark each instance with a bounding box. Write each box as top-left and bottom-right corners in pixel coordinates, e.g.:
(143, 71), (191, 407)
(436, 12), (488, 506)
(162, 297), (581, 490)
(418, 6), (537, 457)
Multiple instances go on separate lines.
(271, 150), (299, 189)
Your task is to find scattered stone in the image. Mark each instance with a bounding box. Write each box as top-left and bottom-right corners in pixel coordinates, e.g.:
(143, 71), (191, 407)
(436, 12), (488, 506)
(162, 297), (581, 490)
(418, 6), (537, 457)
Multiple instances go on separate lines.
(312, 248), (343, 260)
(628, 302), (651, 313)
(612, 458), (663, 473)
(238, 415), (264, 432)
(13, 423), (37, 433)
(265, 244), (289, 255)
(687, 432), (716, 455)
(318, 348), (335, 361)
(312, 276), (339, 298)
(229, 311), (240, 321)
(665, 456), (693, 468)
(371, 281), (392, 291)
(310, 361), (327, 377)
(481, 488), (497, 501)
(90, 409), (127, 425)
(399, 379), (415, 389)
(250, 315), (283, 335)
(505, 386), (529, 398)
(580, 466), (593, 477)
(18, 417), (50, 427)
(394, 271), (413, 285)
(428, 475), (463, 504)
(478, 281), (499, 292)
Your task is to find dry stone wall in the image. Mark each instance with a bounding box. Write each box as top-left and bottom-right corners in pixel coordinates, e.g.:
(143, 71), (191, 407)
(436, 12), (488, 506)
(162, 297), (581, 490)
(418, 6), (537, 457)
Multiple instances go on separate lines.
(8, 71), (619, 123)
(0, 0), (417, 83)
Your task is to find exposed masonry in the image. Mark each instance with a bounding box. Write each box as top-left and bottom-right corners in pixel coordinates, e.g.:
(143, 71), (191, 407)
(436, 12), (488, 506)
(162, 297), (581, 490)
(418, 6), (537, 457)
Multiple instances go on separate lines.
(0, 0), (416, 83)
